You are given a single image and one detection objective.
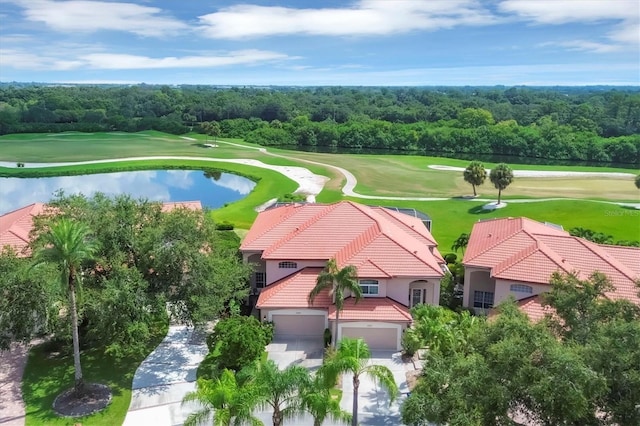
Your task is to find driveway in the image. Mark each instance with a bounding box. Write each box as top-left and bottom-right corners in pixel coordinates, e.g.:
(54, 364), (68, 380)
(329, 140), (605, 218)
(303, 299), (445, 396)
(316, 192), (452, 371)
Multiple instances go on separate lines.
(122, 326), (208, 426)
(265, 341), (410, 426)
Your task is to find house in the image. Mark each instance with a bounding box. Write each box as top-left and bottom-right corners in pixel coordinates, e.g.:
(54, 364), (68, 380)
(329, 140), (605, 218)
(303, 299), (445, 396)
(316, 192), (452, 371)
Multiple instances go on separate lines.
(240, 201), (446, 350)
(462, 217), (640, 317)
(0, 201), (203, 257)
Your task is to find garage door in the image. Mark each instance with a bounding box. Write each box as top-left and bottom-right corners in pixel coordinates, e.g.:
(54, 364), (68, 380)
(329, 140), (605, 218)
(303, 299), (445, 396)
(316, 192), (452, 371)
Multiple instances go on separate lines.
(341, 326), (398, 350)
(272, 314), (325, 339)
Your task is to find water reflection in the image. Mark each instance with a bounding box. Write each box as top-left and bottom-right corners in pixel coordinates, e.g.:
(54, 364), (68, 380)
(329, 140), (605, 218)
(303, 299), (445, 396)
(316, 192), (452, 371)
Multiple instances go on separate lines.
(0, 170), (256, 214)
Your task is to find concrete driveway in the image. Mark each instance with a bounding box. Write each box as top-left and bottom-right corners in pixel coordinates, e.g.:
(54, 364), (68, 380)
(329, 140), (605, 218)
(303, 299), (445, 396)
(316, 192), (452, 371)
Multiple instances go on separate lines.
(265, 341), (410, 426)
(122, 326), (208, 426)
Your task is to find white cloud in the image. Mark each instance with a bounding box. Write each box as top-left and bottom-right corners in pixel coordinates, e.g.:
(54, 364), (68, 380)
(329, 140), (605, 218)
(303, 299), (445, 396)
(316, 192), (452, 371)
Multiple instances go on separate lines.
(11, 0), (188, 37)
(500, 0), (639, 49)
(538, 40), (622, 54)
(81, 50), (292, 69)
(499, 0), (634, 24)
(197, 0), (496, 39)
(0, 49), (293, 71)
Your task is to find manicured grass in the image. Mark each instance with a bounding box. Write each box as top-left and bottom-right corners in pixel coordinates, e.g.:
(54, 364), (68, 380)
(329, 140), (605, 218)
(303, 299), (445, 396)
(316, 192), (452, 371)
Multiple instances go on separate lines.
(22, 323), (167, 426)
(1, 131), (637, 246)
(282, 151), (640, 201)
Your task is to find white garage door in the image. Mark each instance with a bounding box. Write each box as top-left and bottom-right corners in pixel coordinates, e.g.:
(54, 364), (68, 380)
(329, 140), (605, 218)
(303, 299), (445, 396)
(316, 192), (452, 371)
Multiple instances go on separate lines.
(272, 314), (325, 339)
(341, 326), (399, 350)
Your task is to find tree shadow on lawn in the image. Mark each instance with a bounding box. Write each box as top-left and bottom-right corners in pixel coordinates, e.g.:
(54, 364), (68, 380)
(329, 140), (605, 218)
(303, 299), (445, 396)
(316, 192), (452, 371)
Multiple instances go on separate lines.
(22, 343), (133, 424)
(467, 205), (495, 215)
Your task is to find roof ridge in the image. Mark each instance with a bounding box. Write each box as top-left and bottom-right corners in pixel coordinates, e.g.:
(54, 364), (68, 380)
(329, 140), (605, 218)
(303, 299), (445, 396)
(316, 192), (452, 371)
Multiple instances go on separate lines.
(262, 203), (341, 257)
(375, 207), (437, 246)
(492, 240), (539, 276)
(572, 236), (638, 282)
(493, 239), (571, 279)
(243, 204), (299, 248)
(465, 220), (526, 262)
(335, 222), (380, 266)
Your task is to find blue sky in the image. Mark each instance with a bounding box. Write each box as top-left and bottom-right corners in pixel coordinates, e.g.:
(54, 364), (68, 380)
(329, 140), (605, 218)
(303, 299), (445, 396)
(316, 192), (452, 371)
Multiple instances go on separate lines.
(0, 0), (638, 86)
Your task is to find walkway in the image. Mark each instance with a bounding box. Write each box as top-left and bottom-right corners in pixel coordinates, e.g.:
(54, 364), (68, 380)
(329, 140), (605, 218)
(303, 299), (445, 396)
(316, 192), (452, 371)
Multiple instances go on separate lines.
(0, 343), (30, 426)
(122, 326), (208, 426)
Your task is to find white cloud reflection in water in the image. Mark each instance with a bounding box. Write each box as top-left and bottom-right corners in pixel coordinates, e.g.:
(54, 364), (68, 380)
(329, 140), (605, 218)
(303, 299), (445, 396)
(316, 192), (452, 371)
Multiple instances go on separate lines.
(0, 170), (256, 214)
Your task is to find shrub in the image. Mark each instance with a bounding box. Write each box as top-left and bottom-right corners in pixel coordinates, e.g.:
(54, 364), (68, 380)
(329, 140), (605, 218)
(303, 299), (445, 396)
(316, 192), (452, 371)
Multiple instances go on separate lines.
(215, 221), (234, 231)
(443, 253), (457, 264)
(278, 193), (306, 203)
(323, 327), (332, 348)
(402, 328), (422, 357)
(207, 315), (272, 371)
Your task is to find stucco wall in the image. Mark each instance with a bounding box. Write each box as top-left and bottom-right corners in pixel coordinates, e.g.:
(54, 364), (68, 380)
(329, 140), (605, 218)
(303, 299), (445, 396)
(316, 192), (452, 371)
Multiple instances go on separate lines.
(265, 259), (326, 285)
(463, 267), (495, 307)
(494, 279), (550, 305)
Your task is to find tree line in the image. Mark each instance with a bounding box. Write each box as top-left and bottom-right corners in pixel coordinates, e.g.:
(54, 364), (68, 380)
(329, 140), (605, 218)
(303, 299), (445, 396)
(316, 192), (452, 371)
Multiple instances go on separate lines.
(1, 84), (639, 165)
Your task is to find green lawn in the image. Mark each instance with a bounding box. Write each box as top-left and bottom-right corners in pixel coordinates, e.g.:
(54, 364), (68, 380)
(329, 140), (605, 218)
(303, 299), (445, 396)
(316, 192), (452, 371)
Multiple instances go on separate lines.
(1, 131), (638, 245)
(23, 323), (167, 426)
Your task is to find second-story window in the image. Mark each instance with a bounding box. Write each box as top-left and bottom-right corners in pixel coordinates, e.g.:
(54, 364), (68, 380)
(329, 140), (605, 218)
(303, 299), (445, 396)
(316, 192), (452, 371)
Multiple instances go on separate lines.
(359, 279), (379, 296)
(278, 261), (297, 269)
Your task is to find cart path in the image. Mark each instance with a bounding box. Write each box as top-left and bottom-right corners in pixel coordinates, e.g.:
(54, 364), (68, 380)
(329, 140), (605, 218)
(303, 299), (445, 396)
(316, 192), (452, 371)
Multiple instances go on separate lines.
(1, 151), (638, 208)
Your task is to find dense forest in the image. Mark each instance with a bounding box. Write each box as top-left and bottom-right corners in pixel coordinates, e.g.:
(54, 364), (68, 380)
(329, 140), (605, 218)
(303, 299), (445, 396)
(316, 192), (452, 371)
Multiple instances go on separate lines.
(0, 84), (639, 165)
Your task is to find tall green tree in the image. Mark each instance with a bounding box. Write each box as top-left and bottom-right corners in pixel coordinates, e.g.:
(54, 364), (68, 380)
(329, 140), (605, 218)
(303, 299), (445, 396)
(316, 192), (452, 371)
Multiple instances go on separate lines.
(32, 219), (98, 393)
(247, 360), (310, 426)
(320, 338), (398, 426)
(300, 371), (352, 426)
(450, 232), (469, 255)
(308, 258), (362, 348)
(489, 163), (514, 204)
(182, 369), (263, 426)
(463, 161), (487, 196)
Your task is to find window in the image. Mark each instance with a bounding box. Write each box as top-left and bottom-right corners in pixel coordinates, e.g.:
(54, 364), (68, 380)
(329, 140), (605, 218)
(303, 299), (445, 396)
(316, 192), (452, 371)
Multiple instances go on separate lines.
(255, 272), (265, 288)
(359, 279), (379, 296)
(278, 261), (297, 269)
(411, 288), (425, 307)
(473, 291), (494, 309)
(510, 284), (533, 294)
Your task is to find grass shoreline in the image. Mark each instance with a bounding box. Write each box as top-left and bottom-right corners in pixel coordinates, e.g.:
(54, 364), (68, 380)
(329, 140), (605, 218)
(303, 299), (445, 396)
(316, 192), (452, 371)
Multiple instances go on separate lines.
(1, 131), (638, 249)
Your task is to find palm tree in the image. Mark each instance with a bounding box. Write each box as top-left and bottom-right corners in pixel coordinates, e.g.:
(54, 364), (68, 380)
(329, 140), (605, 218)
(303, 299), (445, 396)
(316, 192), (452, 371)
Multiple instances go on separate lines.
(309, 258), (362, 349)
(320, 338), (398, 426)
(32, 219), (97, 394)
(182, 369), (263, 426)
(301, 371), (352, 426)
(451, 232), (469, 255)
(463, 161), (487, 196)
(489, 163), (514, 204)
(248, 359), (309, 426)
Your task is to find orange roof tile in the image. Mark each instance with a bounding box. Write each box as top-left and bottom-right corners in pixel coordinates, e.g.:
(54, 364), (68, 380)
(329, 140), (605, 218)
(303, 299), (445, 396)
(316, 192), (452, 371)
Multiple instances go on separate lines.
(464, 217), (640, 307)
(0, 203), (48, 256)
(160, 201), (202, 212)
(328, 297), (412, 322)
(0, 201), (202, 257)
(517, 295), (553, 322)
(242, 201), (444, 278)
(257, 267), (331, 309)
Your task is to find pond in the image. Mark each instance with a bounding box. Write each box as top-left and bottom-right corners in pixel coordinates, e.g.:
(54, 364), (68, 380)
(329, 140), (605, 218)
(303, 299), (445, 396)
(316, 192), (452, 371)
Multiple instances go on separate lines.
(0, 169), (256, 215)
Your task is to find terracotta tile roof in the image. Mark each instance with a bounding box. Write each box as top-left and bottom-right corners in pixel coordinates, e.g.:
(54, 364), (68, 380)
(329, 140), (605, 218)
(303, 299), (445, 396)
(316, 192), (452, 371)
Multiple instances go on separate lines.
(328, 297), (412, 322)
(464, 217), (640, 306)
(0, 203), (48, 256)
(160, 201), (202, 212)
(516, 295), (554, 323)
(242, 201), (444, 278)
(257, 267), (331, 309)
(0, 201), (202, 257)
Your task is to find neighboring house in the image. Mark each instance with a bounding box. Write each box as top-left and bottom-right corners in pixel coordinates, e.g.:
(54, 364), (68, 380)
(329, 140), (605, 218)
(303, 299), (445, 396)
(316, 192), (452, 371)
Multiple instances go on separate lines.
(462, 217), (640, 317)
(0, 201), (202, 257)
(240, 200), (446, 350)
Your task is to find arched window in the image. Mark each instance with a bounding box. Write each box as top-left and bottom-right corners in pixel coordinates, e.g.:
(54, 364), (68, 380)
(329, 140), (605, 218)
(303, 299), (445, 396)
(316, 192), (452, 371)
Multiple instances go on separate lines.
(510, 284), (533, 294)
(359, 279), (379, 296)
(278, 261), (297, 269)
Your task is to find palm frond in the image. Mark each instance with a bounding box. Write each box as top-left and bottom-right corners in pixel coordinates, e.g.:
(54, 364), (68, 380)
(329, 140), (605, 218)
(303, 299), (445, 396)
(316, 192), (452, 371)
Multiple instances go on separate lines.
(364, 364), (399, 403)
